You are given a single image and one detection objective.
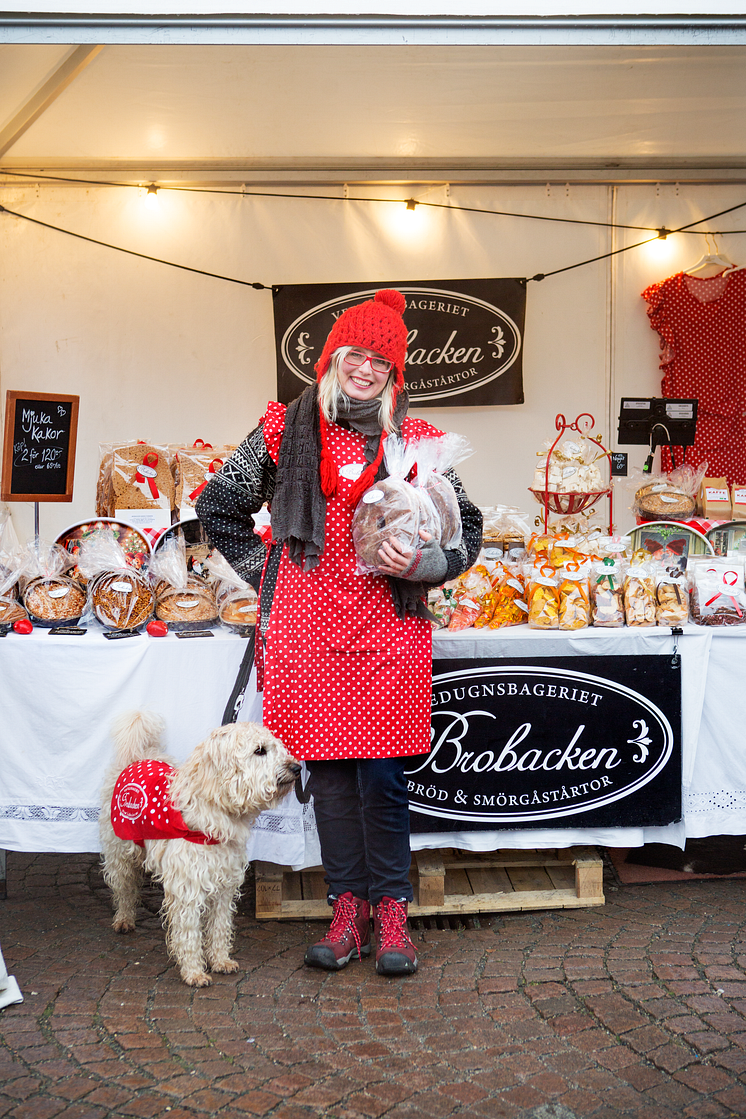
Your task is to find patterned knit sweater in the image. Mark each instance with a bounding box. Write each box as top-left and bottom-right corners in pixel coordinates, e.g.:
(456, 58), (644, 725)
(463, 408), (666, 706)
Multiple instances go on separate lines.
(196, 421), (483, 594)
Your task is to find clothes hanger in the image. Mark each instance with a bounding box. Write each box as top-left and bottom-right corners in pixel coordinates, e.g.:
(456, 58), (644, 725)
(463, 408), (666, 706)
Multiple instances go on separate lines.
(684, 234), (738, 278)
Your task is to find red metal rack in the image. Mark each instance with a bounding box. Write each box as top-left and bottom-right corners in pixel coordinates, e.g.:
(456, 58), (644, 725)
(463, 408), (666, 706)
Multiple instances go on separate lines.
(528, 412), (613, 535)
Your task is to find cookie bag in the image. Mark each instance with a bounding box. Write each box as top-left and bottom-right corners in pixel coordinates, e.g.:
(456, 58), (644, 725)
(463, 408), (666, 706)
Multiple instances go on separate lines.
(558, 562), (592, 631)
(351, 434), (423, 575)
(527, 564), (560, 630)
(484, 564), (528, 629)
(412, 432), (472, 549)
(591, 557), (627, 628)
(655, 569), (689, 626)
(623, 563), (657, 627)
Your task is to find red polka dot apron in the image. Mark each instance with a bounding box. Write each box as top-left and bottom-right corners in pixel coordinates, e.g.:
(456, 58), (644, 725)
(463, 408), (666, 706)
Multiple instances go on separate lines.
(642, 269), (746, 484)
(259, 403), (437, 762)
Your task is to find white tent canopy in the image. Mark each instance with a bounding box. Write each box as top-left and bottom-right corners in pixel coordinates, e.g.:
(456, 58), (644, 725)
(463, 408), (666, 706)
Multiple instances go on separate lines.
(1, 24), (745, 541)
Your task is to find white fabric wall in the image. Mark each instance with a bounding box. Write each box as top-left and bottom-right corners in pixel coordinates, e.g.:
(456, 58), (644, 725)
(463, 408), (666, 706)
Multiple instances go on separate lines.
(0, 180), (743, 544)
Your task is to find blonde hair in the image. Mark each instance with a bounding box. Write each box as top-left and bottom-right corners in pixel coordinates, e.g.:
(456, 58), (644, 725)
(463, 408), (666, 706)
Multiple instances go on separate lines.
(318, 348), (398, 433)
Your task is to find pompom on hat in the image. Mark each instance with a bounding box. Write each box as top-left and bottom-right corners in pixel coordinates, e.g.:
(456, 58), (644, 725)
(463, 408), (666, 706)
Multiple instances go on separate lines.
(314, 288), (408, 390)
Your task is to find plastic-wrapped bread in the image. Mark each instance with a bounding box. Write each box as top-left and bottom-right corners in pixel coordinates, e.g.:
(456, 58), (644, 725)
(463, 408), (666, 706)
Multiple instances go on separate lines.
(558, 566), (591, 630)
(352, 435), (424, 573)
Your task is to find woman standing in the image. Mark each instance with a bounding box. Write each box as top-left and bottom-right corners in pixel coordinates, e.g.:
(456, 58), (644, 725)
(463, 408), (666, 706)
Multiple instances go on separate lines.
(197, 290), (481, 976)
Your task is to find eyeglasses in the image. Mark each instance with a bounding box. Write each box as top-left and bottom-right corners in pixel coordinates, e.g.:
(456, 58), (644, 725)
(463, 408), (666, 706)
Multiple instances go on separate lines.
(343, 348), (394, 375)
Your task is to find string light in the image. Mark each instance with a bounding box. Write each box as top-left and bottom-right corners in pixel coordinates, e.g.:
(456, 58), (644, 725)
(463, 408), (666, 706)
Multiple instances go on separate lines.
(405, 198), (417, 211)
(145, 184), (159, 204)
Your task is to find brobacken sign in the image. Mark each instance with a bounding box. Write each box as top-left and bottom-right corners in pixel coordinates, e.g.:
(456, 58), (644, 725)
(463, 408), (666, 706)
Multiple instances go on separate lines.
(409, 655), (681, 831)
(272, 278), (526, 408)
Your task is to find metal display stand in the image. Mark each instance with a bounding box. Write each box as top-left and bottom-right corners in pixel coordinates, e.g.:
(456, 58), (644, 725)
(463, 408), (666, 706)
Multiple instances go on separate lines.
(528, 412), (613, 534)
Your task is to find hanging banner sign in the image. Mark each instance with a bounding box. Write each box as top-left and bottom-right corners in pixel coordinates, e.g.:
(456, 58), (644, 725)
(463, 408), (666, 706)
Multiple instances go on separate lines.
(272, 278), (526, 408)
(408, 655), (681, 831)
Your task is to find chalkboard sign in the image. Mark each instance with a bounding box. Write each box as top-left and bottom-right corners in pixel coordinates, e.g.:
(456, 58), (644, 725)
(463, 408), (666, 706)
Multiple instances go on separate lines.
(1, 391), (79, 502)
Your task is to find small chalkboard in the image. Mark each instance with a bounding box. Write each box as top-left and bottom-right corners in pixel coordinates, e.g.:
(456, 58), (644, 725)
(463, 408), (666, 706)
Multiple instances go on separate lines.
(1, 391), (79, 502)
(610, 452), (628, 477)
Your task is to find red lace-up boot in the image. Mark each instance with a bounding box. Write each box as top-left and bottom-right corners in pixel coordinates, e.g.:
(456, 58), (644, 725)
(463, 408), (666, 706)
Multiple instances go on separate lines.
(372, 897), (418, 975)
(304, 892), (371, 970)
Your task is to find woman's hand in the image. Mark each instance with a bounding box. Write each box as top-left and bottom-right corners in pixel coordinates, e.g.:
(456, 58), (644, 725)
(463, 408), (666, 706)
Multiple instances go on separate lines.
(376, 529), (433, 576)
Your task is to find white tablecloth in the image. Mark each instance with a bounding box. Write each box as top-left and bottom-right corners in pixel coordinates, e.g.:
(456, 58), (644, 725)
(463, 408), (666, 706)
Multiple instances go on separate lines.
(0, 622), (741, 863)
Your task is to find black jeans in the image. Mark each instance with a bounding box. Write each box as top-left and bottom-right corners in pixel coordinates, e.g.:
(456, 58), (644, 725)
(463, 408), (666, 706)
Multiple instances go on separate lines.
(306, 757), (413, 905)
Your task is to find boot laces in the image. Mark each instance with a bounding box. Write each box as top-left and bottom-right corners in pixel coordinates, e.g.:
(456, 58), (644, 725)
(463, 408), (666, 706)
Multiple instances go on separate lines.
(325, 894), (363, 957)
(378, 899), (413, 949)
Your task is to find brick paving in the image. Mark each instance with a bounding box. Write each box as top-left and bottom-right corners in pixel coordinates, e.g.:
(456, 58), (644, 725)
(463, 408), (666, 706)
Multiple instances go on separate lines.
(2, 854), (746, 1118)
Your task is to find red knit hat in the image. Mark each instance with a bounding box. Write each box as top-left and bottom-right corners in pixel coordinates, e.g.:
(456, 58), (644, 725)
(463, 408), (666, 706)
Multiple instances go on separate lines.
(316, 289), (408, 501)
(314, 288), (408, 390)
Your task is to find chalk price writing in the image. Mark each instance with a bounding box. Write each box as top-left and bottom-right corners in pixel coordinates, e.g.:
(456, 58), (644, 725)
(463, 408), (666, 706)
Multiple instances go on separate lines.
(13, 441), (64, 469)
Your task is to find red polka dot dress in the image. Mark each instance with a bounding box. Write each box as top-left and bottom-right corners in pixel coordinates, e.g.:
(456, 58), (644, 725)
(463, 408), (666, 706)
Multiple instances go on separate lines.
(110, 760), (217, 846)
(259, 403), (439, 763)
(642, 269), (746, 484)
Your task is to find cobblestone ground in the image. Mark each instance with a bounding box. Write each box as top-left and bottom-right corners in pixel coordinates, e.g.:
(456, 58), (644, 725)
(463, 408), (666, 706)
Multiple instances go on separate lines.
(2, 854), (746, 1119)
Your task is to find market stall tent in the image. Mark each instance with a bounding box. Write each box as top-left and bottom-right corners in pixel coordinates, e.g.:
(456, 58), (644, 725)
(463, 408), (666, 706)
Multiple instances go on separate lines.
(1, 28), (746, 540)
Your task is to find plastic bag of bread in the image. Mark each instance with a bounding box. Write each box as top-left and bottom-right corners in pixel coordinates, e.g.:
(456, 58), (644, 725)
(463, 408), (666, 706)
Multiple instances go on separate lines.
(20, 540), (85, 627)
(558, 563), (591, 630)
(632, 463), (705, 522)
(528, 564), (560, 630)
(204, 549), (257, 633)
(111, 441), (175, 514)
(174, 442), (231, 518)
(76, 529), (154, 630)
(412, 432), (472, 549)
(623, 564), (657, 627)
(352, 435), (426, 574)
(591, 557), (626, 627)
(149, 536), (217, 630)
(0, 545), (31, 625)
(655, 569), (689, 625)
(688, 560), (746, 626)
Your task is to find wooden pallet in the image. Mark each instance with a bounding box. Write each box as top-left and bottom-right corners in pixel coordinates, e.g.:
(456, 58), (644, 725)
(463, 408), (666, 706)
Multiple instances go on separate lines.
(254, 846), (604, 920)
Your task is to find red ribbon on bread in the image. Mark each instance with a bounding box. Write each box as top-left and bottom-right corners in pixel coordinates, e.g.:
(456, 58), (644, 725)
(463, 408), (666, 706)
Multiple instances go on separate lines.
(704, 568), (743, 617)
(134, 451), (161, 500)
(189, 458), (224, 502)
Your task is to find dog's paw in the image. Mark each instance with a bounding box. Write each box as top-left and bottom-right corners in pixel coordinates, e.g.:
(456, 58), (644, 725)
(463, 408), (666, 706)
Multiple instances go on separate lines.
(112, 917), (136, 934)
(182, 970), (213, 987)
(210, 958), (240, 974)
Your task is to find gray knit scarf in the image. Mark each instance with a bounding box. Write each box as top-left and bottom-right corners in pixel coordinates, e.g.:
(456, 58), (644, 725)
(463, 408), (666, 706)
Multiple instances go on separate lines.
(270, 383), (430, 619)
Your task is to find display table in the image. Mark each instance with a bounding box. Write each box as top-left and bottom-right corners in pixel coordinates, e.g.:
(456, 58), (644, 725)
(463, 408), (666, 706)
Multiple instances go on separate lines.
(0, 624), (742, 865)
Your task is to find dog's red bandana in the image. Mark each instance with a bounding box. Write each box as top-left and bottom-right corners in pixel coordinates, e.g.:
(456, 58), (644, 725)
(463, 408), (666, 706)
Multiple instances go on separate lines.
(111, 760), (220, 847)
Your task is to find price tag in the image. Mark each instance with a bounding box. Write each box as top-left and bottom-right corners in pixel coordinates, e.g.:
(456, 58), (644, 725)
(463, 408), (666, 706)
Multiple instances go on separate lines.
(0, 623), (10, 638)
(103, 628), (141, 640)
(610, 452), (628, 477)
(49, 626), (87, 636)
(175, 630), (215, 639)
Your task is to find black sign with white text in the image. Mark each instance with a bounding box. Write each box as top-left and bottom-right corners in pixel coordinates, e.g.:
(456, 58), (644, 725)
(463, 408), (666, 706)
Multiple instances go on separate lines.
(408, 655), (681, 831)
(273, 279), (526, 408)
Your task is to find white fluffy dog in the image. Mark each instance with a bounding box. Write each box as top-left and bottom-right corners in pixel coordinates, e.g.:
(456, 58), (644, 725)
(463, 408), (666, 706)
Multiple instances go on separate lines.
(99, 711), (300, 987)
